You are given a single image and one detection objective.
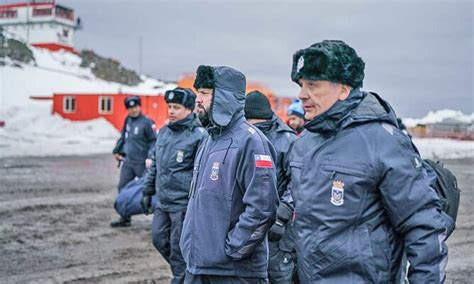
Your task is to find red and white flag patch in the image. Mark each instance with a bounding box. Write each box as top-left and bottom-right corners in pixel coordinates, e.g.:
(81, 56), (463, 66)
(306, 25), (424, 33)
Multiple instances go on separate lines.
(254, 154), (273, 168)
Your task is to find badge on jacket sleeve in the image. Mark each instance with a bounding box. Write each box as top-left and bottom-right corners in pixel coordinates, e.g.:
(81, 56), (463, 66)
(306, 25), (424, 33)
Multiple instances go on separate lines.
(176, 150), (184, 163)
(255, 154), (273, 168)
(210, 162), (219, 181)
(330, 180), (345, 206)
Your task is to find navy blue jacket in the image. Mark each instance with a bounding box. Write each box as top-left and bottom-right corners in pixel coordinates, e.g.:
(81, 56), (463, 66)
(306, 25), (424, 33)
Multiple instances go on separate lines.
(180, 66), (278, 278)
(143, 113), (207, 212)
(289, 90), (451, 283)
(254, 116), (296, 252)
(113, 113), (156, 165)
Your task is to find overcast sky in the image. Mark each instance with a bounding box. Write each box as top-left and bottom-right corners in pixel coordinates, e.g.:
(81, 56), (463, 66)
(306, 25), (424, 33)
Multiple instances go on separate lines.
(57, 0), (472, 117)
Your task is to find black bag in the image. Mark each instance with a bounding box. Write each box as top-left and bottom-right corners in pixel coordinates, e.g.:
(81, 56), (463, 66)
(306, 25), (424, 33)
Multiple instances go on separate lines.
(424, 159), (461, 224)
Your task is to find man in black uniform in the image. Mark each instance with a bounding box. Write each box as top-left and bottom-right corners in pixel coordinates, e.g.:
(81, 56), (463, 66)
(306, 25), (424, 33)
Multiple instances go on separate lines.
(245, 91), (297, 283)
(111, 95), (156, 227)
(142, 88), (207, 283)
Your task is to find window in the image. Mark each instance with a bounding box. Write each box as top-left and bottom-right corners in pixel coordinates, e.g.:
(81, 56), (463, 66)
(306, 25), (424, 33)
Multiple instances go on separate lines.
(0, 10), (18, 19)
(99, 96), (113, 114)
(55, 6), (74, 20)
(63, 96), (76, 113)
(33, 8), (52, 17)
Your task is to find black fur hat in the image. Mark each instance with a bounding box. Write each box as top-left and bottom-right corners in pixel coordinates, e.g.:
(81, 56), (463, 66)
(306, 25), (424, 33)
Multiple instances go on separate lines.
(291, 40), (365, 89)
(165, 87), (196, 110)
(193, 65), (215, 89)
(124, 95), (141, 108)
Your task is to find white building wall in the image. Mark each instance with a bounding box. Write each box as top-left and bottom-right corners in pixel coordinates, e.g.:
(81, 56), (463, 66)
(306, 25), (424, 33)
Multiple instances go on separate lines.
(0, 4), (75, 46)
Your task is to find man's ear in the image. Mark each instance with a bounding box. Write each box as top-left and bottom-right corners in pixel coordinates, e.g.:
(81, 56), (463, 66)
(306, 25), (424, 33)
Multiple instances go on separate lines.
(338, 84), (352, 101)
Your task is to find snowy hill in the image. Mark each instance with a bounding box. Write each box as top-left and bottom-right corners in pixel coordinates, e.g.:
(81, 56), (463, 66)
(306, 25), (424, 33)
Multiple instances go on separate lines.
(0, 35), (177, 158)
(0, 43), (175, 107)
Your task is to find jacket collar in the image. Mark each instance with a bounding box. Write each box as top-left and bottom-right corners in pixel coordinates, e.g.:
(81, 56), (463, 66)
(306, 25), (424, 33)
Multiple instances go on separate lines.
(167, 113), (198, 131)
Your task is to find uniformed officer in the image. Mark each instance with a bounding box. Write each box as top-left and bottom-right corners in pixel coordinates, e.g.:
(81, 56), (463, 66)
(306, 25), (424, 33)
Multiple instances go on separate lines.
(180, 66), (279, 283)
(111, 95), (156, 227)
(142, 88), (207, 284)
(245, 91), (297, 283)
(288, 40), (452, 283)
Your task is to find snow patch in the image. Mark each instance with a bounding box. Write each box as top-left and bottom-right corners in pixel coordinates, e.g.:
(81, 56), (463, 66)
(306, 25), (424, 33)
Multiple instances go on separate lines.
(403, 109), (474, 128)
(412, 138), (474, 160)
(0, 101), (119, 158)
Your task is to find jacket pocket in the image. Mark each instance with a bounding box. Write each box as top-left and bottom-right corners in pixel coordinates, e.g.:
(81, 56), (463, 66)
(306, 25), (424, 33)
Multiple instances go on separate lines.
(193, 190), (232, 267)
(289, 160), (304, 202)
(319, 164), (371, 224)
(308, 230), (350, 278)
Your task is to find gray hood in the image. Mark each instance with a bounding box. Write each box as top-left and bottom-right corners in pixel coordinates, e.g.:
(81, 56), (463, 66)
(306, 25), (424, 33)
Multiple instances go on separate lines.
(210, 66), (246, 128)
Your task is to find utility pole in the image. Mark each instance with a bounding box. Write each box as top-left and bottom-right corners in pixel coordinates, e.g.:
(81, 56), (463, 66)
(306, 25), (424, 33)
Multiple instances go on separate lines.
(138, 35), (143, 74)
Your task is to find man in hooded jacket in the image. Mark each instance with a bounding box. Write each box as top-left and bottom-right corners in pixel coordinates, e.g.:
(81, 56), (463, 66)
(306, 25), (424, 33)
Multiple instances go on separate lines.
(287, 40), (452, 283)
(244, 91), (297, 283)
(142, 87), (207, 284)
(180, 66), (279, 283)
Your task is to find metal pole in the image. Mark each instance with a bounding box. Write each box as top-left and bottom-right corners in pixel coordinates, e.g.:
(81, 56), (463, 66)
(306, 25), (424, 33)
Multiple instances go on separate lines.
(139, 35), (143, 74)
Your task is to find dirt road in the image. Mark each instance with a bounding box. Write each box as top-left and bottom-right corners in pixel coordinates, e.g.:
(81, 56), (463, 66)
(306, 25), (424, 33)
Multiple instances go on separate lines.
(0, 154), (472, 283)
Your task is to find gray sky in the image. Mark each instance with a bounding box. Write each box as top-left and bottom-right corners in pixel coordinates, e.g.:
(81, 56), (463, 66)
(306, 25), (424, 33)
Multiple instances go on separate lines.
(59, 0), (472, 117)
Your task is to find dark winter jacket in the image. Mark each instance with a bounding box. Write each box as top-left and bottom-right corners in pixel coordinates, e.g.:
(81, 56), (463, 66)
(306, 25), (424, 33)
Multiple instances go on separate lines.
(180, 66), (278, 278)
(289, 89), (451, 283)
(113, 113), (156, 165)
(143, 113), (207, 212)
(254, 116), (296, 252)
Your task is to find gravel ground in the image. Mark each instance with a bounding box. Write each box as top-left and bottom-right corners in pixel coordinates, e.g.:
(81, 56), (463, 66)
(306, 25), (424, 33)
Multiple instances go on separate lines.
(0, 154), (472, 283)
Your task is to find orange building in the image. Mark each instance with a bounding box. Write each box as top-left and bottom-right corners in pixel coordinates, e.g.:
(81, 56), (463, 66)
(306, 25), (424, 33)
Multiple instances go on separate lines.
(51, 93), (168, 131)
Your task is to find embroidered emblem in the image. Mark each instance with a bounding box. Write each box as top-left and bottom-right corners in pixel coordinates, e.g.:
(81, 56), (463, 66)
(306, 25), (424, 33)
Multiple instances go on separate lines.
(255, 154), (273, 168)
(330, 180), (345, 206)
(210, 162), (219, 181)
(297, 55), (304, 73)
(176, 150), (184, 163)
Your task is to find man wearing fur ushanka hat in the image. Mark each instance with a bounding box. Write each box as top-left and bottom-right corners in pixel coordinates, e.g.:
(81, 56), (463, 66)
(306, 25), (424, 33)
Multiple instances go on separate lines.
(287, 40), (452, 283)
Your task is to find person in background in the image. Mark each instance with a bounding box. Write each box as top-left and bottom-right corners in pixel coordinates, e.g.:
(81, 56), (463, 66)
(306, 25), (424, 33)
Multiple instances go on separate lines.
(142, 88), (207, 284)
(245, 90), (297, 283)
(111, 95), (156, 227)
(286, 100), (305, 135)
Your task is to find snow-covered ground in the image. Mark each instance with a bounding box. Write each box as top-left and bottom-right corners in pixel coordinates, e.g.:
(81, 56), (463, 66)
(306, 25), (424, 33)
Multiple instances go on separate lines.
(413, 138), (473, 160)
(403, 109), (474, 128)
(0, 101), (119, 158)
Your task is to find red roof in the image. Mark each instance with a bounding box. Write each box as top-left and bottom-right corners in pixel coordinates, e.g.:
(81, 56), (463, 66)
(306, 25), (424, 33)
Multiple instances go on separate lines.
(0, 1), (55, 10)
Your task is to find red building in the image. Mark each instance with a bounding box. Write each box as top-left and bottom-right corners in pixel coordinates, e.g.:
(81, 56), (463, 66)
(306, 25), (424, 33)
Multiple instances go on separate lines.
(52, 93), (168, 131)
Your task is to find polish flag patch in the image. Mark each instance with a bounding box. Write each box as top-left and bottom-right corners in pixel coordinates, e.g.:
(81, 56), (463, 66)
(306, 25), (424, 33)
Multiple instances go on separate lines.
(255, 154), (273, 168)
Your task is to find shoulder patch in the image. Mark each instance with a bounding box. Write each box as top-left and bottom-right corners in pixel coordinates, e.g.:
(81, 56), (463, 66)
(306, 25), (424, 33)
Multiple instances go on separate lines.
(255, 154), (273, 168)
